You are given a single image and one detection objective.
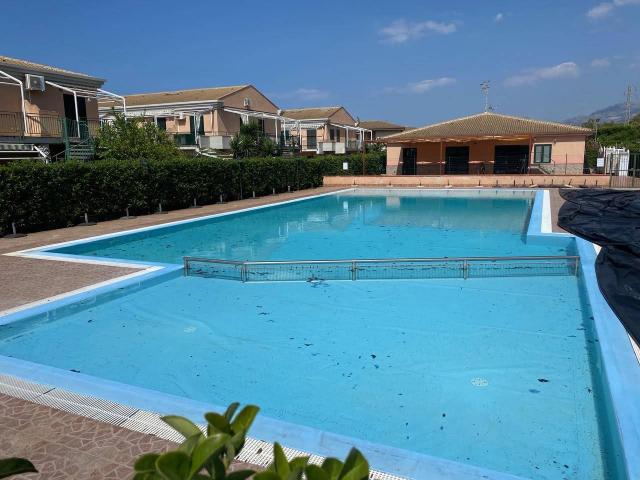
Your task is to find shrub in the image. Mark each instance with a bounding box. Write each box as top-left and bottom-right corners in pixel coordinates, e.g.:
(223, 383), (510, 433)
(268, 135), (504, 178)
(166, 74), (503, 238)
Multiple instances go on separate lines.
(95, 113), (185, 162)
(0, 153), (385, 234)
(133, 402), (369, 480)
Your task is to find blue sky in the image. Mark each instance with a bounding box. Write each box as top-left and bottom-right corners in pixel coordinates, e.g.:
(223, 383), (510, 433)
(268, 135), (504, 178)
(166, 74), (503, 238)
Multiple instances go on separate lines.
(1, 0), (639, 125)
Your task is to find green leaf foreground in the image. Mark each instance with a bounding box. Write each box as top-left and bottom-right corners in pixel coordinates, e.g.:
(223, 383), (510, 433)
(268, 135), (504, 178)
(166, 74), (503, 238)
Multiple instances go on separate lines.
(0, 457), (37, 479)
(131, 402), (370, 480)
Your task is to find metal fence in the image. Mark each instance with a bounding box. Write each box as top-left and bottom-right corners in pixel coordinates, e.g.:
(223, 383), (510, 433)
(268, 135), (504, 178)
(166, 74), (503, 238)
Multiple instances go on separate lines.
(605, 152), (640, 188)
(184, 255), (580, 282)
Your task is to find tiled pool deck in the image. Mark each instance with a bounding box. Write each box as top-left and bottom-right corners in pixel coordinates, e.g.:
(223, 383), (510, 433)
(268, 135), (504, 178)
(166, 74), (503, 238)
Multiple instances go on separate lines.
(0, 187), (633, 479)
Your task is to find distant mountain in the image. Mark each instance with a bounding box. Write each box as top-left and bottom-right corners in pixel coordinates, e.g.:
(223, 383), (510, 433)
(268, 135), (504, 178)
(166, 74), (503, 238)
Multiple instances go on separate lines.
(564, 102), (640, 126)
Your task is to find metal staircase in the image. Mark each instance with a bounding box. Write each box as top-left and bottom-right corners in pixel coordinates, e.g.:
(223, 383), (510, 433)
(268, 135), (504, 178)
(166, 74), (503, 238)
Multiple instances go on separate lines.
(66, 138), (95, 161)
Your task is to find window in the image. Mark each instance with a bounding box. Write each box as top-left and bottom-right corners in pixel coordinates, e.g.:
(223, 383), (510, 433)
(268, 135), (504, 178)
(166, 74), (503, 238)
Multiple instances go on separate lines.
(330, 128), (335, 141)
(335, 128), (341, 142)
(156, 117), (167, 131)
(534, 144), (552, 163)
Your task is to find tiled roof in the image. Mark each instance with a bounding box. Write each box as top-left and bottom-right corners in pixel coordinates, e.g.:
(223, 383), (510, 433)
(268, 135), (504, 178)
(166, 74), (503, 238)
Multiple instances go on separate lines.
(0, 55), (103, 81)
(281, 106), (343, 120)
(358, 120), (407, 130)
(117, 85), (250, 106)
(384, 112), (592, 141)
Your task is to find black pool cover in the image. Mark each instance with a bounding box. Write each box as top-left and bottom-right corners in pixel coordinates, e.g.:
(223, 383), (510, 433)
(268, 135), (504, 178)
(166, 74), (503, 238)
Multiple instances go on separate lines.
(558, 189), (640, 345)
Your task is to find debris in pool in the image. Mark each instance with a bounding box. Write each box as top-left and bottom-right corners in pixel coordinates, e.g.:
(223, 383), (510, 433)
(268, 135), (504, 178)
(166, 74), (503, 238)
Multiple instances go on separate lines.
(442, 413), (446, 417)
(87, 319), (93, 323)
(304, 343), (313, 347)
(370, 354), (376, 359)
(538, 378), (549, 383)
(471, 377), (489, 387)
(70, 369), (80, 373)
(374, 365), (379, 369)
(258, 312), (269, 316)
(529, 389), (540, 394)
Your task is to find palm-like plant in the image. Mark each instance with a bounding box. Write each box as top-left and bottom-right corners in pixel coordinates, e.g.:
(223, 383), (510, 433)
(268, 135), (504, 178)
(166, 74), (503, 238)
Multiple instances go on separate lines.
(230, 121), (278, 159)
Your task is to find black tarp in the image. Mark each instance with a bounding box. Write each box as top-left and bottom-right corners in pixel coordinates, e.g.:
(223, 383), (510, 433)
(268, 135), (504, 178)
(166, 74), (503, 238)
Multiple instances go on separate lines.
(558, 189), (640, 345)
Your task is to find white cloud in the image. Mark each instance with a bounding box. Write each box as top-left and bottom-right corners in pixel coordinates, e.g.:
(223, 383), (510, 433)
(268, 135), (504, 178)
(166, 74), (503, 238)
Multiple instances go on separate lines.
(379, 19), (456, 44)
(383, 77), (456, 94)
(495, 13), (504, 22)
(505, 62), (579, 87)
(587, 0), (640, 19)
(590, 57), (611, 67)
(272, 88), (329, 101)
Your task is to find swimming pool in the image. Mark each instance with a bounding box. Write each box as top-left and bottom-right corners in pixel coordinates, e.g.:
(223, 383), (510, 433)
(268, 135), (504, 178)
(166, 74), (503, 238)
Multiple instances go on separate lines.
(1, 189), (637, 480)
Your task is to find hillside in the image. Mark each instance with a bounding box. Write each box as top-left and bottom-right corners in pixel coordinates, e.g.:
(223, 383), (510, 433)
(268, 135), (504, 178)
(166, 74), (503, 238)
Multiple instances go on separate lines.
(565, 102), (640, 126)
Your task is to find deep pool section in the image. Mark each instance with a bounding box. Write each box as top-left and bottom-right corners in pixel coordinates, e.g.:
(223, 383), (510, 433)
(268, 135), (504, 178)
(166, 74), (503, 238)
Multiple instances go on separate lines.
(49, 190), (571, 263)
(0, 271), (619, 480)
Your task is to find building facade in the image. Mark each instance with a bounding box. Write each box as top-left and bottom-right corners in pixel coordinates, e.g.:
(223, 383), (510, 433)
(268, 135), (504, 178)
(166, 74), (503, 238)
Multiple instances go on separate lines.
(358, 120), (408, 140)
(99, 85), (281, 154)
(0, 56), (120, 161)
(280, 106), (370, 155)
(383, 112), (592, 175)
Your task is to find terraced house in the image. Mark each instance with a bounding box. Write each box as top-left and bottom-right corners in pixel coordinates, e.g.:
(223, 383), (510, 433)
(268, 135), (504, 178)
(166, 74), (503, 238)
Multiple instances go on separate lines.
(0, 56), (123, 162)
(99, 85), (282, 156)
(383, 112), (592, 175)
(358, 120), (408, 140)
(280, 106), (371, 155)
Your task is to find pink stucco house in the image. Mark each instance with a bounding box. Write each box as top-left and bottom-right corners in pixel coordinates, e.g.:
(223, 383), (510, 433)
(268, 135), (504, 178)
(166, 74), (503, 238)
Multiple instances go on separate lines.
(383, 112), (592, 175)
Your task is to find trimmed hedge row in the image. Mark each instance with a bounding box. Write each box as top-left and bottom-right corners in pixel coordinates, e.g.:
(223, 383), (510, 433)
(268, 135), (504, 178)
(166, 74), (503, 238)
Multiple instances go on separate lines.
(0, 153), (384, 234)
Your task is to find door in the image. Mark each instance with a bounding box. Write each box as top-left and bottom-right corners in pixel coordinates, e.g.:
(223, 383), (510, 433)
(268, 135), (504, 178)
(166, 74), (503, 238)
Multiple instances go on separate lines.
(445, 146), (469, 174)
(494, 145), (529, 174)
(62, 94), (88, 138)
(306, 129), (317, 149)
(402, 148), (417, 175)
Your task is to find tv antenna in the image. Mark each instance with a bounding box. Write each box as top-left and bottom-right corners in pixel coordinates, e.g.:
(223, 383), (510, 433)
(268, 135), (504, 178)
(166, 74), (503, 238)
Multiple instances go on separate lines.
(480, 81), (491, 112)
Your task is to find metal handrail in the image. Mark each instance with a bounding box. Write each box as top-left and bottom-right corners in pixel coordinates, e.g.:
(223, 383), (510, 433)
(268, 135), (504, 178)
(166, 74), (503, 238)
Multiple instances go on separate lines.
(185, 255), (579, 266)
(184, 255), (581, 282)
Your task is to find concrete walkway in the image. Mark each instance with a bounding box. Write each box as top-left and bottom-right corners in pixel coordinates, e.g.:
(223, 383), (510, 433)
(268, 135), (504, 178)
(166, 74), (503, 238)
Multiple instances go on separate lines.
(0, 187), (341, 312)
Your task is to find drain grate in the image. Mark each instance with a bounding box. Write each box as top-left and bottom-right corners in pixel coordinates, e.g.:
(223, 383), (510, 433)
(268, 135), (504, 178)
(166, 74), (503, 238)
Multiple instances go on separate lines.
(0, 374), (407, 479)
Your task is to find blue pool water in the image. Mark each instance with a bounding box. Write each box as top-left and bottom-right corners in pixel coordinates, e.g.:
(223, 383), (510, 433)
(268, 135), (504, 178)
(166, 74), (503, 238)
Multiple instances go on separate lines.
(0, 190), (621, 479)
(50, 190), (571, 263)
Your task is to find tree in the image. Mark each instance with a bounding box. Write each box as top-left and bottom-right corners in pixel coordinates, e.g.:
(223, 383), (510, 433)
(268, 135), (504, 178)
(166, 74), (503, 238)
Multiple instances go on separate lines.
(95, 113), (184, 161)
(229, 121), (278, 159)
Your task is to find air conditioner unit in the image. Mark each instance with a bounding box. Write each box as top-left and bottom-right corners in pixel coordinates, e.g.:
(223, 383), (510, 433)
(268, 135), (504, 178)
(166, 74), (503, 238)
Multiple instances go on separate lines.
(25, 74), (45, 91)
(243, 97), (251, 108)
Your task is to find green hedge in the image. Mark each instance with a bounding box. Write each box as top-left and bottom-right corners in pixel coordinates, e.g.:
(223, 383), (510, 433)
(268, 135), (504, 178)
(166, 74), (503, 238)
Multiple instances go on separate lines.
(0, 153), (385, 234)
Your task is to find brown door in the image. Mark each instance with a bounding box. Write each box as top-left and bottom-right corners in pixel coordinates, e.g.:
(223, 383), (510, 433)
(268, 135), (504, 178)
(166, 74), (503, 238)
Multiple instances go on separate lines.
(402, 148), (417, 175)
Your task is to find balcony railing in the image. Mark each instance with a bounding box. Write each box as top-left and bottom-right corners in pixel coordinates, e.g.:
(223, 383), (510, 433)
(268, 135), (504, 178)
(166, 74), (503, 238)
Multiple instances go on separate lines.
(0, 111), (100, 139)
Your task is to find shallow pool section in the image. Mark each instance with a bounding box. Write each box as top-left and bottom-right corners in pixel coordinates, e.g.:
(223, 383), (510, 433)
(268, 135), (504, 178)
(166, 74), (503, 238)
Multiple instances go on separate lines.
(49, 190), (571, 263)
(0, 269), (621, 479)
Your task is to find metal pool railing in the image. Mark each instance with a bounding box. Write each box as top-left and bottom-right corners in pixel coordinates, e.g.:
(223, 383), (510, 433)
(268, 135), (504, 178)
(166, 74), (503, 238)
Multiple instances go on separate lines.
(183, 256), (580, 282)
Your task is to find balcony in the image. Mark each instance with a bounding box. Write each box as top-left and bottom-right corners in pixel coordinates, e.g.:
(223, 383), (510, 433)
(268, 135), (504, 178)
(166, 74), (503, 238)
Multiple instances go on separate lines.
(0, 111), (100, 140)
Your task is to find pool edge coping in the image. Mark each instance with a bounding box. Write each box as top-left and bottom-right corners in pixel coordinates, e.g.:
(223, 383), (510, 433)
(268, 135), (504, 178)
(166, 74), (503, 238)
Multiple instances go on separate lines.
(0, 187), (637, 479)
